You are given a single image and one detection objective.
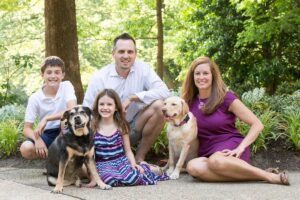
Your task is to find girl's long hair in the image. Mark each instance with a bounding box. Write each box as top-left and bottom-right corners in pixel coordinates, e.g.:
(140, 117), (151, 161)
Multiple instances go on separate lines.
(181, 56), (227, 114)
(91, 89), (129, 135)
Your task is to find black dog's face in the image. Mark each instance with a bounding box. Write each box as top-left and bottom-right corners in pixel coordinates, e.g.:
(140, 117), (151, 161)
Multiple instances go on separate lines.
(63, 105), (92, 136)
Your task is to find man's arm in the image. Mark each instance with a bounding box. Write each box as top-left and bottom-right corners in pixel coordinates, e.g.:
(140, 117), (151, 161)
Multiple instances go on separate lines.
(134, 66), (171, 105)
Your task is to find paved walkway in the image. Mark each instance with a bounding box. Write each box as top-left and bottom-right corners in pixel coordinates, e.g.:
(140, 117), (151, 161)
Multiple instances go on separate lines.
(0, 166), (299, 200)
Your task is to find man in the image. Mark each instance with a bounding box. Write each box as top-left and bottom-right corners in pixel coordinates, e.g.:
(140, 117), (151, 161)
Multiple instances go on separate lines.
(83, 33), (170, 162)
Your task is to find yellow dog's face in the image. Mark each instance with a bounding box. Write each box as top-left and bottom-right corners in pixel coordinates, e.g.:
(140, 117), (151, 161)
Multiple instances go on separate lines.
(63, 105), (92, 136)
(162, 96), (189, 121)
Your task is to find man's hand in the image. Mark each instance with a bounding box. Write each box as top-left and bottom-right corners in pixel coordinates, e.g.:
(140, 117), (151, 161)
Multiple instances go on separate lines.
(122, 98), (132, 113)
(35, 138), (48, 159)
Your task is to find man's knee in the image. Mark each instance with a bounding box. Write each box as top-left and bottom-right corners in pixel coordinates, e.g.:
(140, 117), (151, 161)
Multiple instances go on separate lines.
(148, 100), (165, 119)
(20, 141), (35, 160)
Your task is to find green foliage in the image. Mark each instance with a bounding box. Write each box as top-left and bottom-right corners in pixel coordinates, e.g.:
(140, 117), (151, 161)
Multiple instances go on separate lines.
(0, 120), (21, 157)
(238, 88), (282, 153)
(0, 0), (31, 11)
(150, 125), (168, 156)
(0, 55), (33, 106)
(0, 105), (25, 157)
(0, 104), (26, 122)
(180, 0), (300, 95)
(275, 80), (300, 95)
(237, 109), (281, 153)
(282, 107), (300, 150)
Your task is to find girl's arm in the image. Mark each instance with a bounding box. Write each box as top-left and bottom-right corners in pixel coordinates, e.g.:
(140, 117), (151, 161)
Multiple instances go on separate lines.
(225, 99), (264, 157)
(122, 133), (144, 173)
(122, 133), (137, 166)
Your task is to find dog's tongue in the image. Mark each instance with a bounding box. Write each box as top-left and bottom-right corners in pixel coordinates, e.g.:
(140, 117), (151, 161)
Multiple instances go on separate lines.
(164, 116), (173, 121)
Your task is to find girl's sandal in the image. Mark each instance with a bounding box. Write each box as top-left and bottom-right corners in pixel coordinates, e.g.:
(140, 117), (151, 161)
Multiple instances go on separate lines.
(279, 171), (290, 186)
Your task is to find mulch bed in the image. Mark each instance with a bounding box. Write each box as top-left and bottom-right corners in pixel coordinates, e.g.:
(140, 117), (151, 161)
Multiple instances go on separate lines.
(1, 139), (300, 171)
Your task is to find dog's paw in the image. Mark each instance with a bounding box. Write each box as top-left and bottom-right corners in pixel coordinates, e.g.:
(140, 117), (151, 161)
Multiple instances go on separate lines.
(166, 168), (174, 176)
(99, 184), (112, 190)
(170, 171), (180, 180)
(51, 186), (63, 194)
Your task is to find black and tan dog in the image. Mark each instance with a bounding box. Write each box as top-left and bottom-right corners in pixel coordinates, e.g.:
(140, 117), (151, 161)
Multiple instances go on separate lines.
(46, 105), (111, 193)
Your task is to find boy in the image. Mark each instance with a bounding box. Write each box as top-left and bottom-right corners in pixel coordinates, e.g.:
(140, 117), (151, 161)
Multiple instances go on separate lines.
(20, 56), (77, 159)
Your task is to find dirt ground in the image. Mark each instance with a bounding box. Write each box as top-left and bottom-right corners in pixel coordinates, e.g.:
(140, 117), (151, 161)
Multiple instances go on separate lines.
(1, 139), (300, 171)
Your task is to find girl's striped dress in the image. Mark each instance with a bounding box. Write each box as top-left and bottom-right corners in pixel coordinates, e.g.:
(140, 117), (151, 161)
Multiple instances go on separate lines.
(94, 129), (169, 186)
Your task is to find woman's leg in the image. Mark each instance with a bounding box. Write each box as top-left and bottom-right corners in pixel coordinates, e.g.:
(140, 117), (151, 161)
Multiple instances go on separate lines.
(186, 157), (233, 181)
(206, 152), (287, 184)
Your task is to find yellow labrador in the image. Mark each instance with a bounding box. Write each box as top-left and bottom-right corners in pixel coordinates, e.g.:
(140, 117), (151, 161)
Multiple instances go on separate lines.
(162, 96), (198, 179)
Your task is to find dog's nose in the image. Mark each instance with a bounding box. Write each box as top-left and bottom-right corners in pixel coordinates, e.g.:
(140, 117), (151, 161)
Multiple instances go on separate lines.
(74, 116), (81, 124)
(162, 109), (166, 114)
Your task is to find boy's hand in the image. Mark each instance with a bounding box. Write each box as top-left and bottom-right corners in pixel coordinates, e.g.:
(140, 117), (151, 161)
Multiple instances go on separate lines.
(35, 138), (48, 159)
(34, 118), (47, 138)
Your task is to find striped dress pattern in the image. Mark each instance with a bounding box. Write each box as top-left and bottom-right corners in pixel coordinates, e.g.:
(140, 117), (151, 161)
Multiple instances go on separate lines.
(94, 129), (169, 186)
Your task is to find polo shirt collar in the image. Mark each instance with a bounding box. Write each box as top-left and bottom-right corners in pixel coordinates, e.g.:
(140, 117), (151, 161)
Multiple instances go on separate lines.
(39, 86), (61, 101)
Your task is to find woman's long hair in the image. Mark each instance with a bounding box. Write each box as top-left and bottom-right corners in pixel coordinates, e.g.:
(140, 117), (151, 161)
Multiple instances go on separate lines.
(91, 89), (129, 135)
(181, 56), (227, 114)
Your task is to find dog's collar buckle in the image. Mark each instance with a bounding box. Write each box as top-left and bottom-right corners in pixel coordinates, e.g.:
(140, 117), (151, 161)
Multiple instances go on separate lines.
(174, 114), (190, 127)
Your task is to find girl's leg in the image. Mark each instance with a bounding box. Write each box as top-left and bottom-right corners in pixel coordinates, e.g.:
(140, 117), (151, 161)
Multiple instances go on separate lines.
(206, 152), (288, 184)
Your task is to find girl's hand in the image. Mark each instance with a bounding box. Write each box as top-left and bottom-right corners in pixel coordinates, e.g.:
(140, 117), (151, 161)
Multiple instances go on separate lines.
(222, 146), (245, 158)
(132, 164), (144, 174)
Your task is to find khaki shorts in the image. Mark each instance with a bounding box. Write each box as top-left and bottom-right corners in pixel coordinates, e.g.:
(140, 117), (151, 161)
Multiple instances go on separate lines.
(129, 112), (142, 146)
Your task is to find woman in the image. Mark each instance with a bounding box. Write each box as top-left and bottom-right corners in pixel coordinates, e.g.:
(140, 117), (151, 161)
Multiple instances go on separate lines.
(182, 56), (289, 185)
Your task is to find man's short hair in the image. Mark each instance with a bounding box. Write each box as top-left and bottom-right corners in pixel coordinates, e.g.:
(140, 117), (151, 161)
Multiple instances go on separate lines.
(113, 33), (136, 50)
(41, 56), (65, 73)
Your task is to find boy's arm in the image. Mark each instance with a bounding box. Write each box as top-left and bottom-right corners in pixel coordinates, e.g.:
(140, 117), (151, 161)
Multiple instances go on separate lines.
(34, 99), (77, 137)
(23, 122), (48, 158)
(23, 122), (37, 141)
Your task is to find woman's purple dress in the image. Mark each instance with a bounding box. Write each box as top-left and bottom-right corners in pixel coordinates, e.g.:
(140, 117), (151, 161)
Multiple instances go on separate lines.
(190, 91), (251, 163)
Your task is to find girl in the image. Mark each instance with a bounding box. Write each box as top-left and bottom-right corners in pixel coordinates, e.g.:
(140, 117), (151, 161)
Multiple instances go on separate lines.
(89, 89), (169, 187)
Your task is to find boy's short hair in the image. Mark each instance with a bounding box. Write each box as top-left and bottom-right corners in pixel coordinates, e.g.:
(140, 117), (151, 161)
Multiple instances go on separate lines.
(41, 56), (65, 73)
(113, 33), (136, 51)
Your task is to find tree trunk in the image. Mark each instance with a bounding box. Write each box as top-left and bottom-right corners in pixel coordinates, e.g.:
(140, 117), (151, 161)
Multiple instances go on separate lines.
(156, 0), (164, 79)
(262, 42), (276, 95)
(45, 0), (84, 103)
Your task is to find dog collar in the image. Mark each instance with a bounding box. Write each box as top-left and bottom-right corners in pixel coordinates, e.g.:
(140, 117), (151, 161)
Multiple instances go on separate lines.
(174, 114), (190, 127)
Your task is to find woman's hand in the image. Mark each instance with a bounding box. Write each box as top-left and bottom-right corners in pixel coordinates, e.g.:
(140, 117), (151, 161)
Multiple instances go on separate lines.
(132, 164), (145, 174)
(222, 146), (245, 158)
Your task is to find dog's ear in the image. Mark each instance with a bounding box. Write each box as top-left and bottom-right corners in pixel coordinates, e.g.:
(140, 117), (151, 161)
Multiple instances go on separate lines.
(83, 106), (92, 117)
(181, 99), (189, 115)
(62, 110), (69, 121)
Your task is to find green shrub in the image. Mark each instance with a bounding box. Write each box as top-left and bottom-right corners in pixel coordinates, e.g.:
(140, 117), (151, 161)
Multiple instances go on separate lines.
(275, 81), (300, 95)
(266, 91), (300, 113)
(238, 88), (282, 153)
(0, 104), (26, 122)
(282, 107), (300, 150)
(0, 120), (21, 157)
(150, 125), (168, 157)
(237, 109), (281, 153)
